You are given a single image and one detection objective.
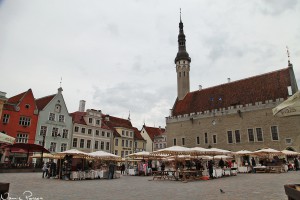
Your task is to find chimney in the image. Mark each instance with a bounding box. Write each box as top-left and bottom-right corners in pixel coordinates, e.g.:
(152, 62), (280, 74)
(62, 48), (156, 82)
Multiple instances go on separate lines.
(227, 78), (231, 83)
(199, 85), (202, 90)
(79, 100), (86, 112)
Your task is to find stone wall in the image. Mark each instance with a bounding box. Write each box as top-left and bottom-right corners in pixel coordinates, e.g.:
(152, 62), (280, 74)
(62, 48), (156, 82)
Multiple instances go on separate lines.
(166, 99), (300, 151)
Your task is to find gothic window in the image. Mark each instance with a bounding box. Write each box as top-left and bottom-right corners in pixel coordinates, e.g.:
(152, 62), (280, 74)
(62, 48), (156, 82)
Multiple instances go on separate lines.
(213, 135), (217, 144)
(173, 138), (177, 146)
(235, 130), (241, 143)
(227, 131), (233, 144)
(182, 138), (185, 146)
(271, 126), (279, 141)
(256, 128), (263, 142)
(196, 136), (200, 145)
(248, 129), (254, 142)
(204, 133), (208, 144)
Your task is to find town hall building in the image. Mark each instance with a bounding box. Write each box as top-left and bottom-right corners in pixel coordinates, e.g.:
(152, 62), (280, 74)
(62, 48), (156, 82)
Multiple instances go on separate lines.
(166, 16), (300, 152)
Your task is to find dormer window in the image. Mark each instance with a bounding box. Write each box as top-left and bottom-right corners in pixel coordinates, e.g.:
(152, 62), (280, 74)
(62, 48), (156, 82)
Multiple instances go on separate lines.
(55, 104), (61, 113)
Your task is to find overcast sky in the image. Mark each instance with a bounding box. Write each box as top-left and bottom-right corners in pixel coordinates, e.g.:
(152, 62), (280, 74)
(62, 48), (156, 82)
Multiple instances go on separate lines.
(0, 0), (299, 130)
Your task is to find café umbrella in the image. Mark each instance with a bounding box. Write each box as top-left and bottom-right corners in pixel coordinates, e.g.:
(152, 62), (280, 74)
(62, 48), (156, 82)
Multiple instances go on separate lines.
(272, 90), (300, 117)
(6, 143), (50, 162)
(0, 132), (15, 144)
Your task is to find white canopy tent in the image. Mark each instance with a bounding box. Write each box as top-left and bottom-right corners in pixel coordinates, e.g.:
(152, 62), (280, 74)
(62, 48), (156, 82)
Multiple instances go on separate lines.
(0, 132), (15, 144)
(88, 151), (121, 160)
(151, 146), (191, 156)
(273, 90), (300, 117)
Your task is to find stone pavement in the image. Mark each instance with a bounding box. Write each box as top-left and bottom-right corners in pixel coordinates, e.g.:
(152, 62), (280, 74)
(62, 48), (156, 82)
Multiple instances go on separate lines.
(1, 171), (300, 200)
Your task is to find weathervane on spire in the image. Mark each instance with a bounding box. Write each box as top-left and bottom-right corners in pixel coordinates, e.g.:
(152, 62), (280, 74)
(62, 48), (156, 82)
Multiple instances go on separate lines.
(59, 77), (62, 87)
(180, 8), (182, 22)
(128, 111), (131, 121)
(286, 46), (291, 66)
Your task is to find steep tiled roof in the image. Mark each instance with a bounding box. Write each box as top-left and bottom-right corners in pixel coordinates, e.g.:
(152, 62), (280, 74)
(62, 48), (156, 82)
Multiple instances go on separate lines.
(102, 115), (133, 137)
(133, 127), (145, 141)
(70, 111), (87, 125)
(35, 94), (56, 110)
(173, 67), (292, 116)
(4, 89), (31, 110)
(7, 91), (27, 104)
(143, 125), (165, 141)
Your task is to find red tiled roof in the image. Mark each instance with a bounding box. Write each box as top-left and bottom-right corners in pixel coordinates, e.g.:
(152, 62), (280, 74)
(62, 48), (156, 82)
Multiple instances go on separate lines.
(143, 125), (165, 141)
(102, 115), (133, 137)
(35, 94), (56, 110)
(173, 67), (292, 116)
(70, 111), (87, 125)
(133, 127), (145, 141)
(7, 91), (27, 104)
(4, 89), (31, 110)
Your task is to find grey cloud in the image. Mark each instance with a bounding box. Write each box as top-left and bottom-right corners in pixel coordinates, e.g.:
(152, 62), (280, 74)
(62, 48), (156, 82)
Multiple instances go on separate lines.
(92, 82), (174, 113)
(258, 0), (298, 16)
(106, 23), (119, 36)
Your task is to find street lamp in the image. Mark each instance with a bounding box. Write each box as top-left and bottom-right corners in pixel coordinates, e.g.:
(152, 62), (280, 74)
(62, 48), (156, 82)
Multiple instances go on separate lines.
(40, 133), (46, 166)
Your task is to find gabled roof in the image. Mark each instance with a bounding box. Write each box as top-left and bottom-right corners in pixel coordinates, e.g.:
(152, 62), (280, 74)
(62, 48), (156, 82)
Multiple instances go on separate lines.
(173, 67), (293, 116)
(35, 94), (56, 110)
(4, 89), (34, 111)
(70, 111), (87, 125)
(7, 91), (27, 104)
(102, 115), (133, 137)
(143, 125), (165, 141)
(70, 111), (111, 130)
(133, 127), (145, 141)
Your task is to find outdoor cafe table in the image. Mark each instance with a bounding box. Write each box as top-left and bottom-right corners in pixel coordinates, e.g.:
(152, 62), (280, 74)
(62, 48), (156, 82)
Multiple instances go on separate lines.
(254, 166), (267, 173)
(152, 170), (176, 180)
(152, 170), (202, 182)
(178, 170), (202, 182)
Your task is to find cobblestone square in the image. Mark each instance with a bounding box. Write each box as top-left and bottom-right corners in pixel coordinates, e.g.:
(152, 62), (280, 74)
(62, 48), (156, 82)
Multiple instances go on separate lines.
(1, 172), (300, 200)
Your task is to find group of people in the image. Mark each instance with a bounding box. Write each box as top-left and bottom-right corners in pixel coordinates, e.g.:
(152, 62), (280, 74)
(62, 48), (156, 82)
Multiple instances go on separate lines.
(42, 160), (57, 178)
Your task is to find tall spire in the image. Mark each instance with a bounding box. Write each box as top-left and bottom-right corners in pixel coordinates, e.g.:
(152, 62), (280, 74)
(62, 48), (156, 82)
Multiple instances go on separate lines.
(175, 9), (191, 64)
(286, 46), (292, 67)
